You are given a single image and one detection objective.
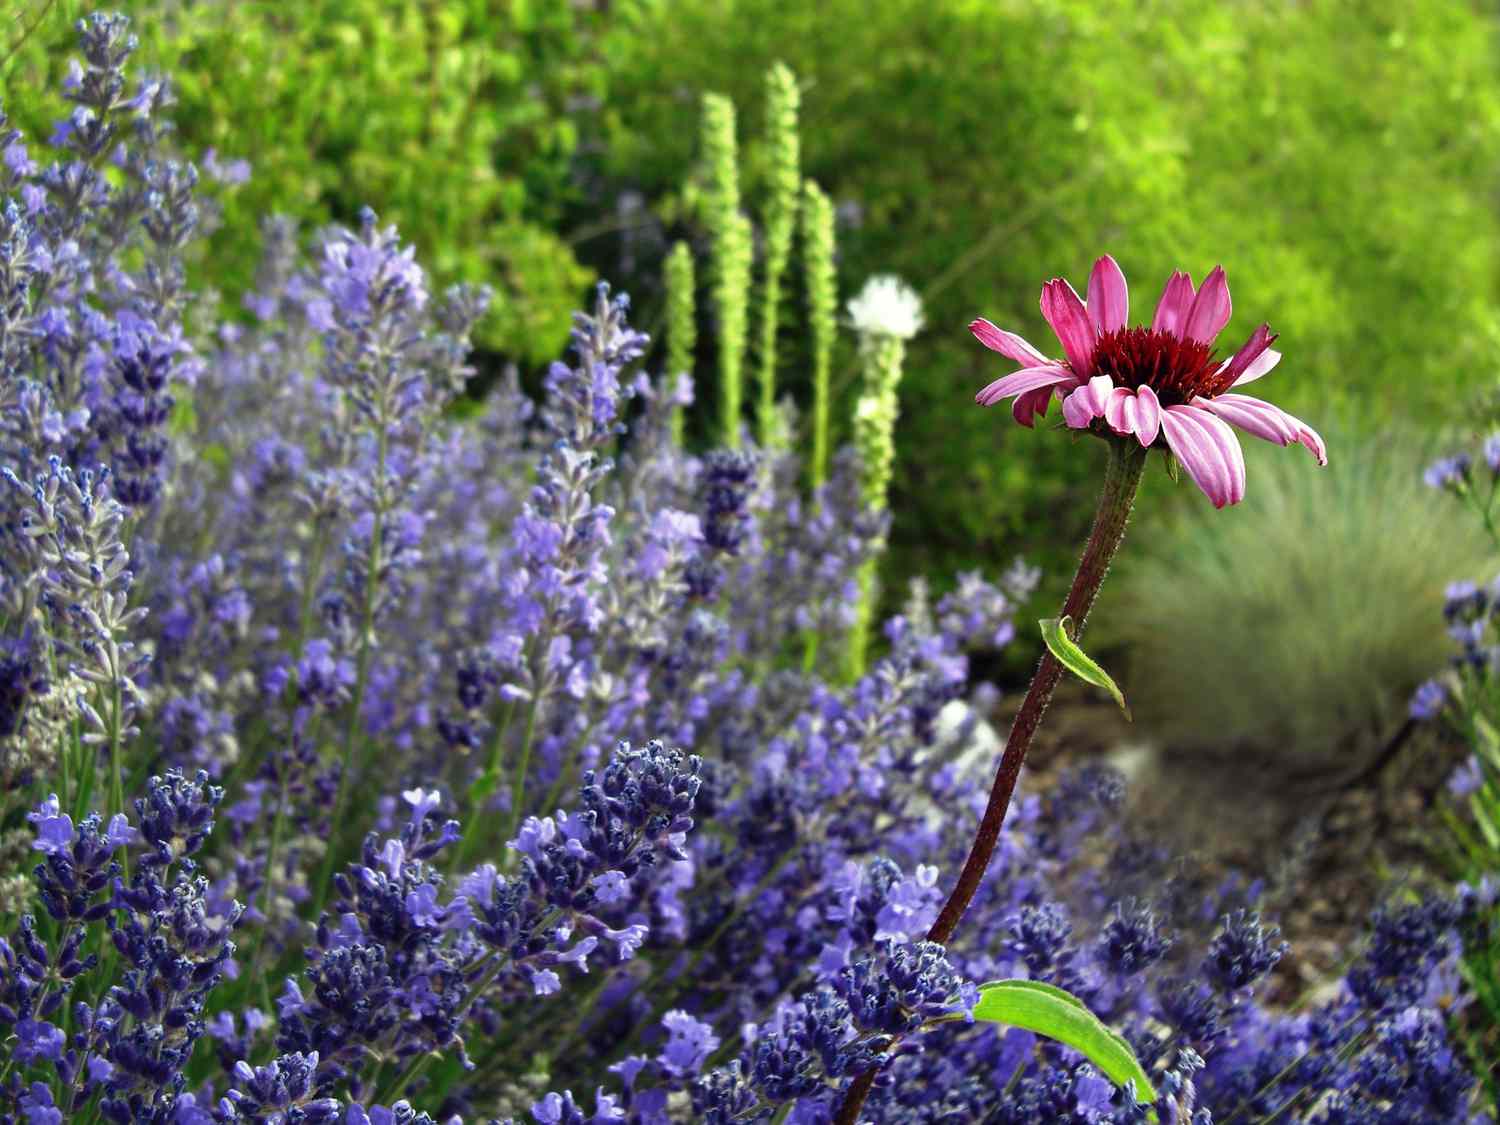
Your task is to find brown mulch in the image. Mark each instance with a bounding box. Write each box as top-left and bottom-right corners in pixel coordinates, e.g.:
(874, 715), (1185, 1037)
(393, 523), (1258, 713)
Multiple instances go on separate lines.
(991, 681), (1460, 1001)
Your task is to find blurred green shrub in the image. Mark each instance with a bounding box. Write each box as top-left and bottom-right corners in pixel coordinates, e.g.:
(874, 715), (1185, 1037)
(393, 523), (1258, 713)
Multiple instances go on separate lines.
(1097, 421), (1491, 765)
(2, 0), (600, 360)
(589, 0), (1500, 596)
(10, 0), (1500, 610)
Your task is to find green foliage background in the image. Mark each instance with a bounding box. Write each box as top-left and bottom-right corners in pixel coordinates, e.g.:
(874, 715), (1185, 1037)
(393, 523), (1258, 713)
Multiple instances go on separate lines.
(592, 0), (1500, 590)
(5, 0), (1499, 601)
(2, 0), (600, 361)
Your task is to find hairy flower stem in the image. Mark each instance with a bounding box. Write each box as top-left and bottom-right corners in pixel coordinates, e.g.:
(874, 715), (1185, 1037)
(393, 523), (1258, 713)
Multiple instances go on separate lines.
(927, 439), (1145, 940)
(834, 438), (1147, 1125)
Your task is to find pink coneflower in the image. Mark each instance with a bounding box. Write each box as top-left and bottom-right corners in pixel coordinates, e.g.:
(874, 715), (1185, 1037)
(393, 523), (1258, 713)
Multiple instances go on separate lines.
(971, 256), (1326, 507)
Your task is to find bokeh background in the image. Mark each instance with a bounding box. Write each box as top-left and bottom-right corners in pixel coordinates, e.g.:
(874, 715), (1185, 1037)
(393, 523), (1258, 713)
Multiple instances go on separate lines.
(5, 0), (1497, 768)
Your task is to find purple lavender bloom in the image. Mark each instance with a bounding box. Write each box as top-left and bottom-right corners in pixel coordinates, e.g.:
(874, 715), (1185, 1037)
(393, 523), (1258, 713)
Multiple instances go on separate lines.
(1424, 453), (1471, 491)
(346, 1105), (441, 1125)
(19, 1083), (62, 1125)
(14, 1017), (64, 1064)
(1201, 909), (1287, 993)
(1098, 899), (1174, 977)
(1448, 754), (1485, 799)
(108, 310), (186, 507)
(1444, 579), (1486, 621)
(1484, 433), (1500, 474)
(27, 795), (74, 855)
(1409, 678), (1448, 720)
(658, 1010), (720, 1079)
(531, 1089), (625, 1124)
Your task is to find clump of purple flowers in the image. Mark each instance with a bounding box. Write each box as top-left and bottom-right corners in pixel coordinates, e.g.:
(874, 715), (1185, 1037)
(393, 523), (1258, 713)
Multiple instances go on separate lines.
(1414, 434), (1500, 1108)
(0, 14), (1488, 1124)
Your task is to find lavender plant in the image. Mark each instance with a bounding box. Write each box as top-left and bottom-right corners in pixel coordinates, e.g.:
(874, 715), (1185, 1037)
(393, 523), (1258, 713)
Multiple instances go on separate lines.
(1412, 439), (1500, 1105)
(0, 15), (1489, 1125)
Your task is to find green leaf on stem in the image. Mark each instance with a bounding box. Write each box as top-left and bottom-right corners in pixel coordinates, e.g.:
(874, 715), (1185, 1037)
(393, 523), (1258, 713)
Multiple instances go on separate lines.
(970, 979), (1157, 1105)
(1162, 450), (1182, 483)
(1039, 615), (1130, 719)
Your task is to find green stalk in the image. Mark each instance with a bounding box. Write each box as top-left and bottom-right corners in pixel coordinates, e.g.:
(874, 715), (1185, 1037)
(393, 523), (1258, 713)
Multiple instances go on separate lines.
(503, 683), (545, 864)
(107, 682), (128, 882)
(312, 422), (389, 915)
(246, 776), (291, 1009)
(453, 698), (516, 870)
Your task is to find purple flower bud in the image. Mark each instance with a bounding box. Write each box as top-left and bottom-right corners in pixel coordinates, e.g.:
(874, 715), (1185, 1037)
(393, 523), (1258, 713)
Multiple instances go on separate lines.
(1409, 678), (1448, 721)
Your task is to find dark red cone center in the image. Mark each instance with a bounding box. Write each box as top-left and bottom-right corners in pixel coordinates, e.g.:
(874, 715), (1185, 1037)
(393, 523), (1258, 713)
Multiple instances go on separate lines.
(1090, 326), (1235, 406)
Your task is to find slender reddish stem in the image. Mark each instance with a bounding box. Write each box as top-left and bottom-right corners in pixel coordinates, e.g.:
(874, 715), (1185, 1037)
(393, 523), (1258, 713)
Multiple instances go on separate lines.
(833, 438), (1148, 1125)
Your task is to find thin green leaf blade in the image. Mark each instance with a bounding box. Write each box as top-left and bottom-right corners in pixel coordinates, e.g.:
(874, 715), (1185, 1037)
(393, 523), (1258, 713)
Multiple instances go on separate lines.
(1040, 616), (1130, 719)
(971, 979), (1156, 1103)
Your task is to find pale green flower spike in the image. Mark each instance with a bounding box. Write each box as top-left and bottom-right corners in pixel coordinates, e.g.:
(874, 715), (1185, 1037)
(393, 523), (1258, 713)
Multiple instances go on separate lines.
(801, 180), (837, 487)
(700, 93), (751, 448)
(850, 274), (923, 509)
(756, 63), (801, 448)
(846, 274), (923, 678)
(664, 241), (696, 445)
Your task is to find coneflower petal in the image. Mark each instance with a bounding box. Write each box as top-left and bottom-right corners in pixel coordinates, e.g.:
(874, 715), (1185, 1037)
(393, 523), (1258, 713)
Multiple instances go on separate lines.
(1218, 323), (1277, 386)
(1230, 347), (1281, 387)
(1040, 278), (1097, 376)
(1013, 385), (1059, 427)
(971, 256), (1322, 508)
(1198, 393), (1328, 466)
(1182, 265), (1232, 345)
(969, 318), (1050, 367)
(1160, 404), (1246, 508)
(1105, 384), (1161, 447)
(1062, 375), (1114, 430)
(1086, 255), (1129, 335)
(1151, 270), (1195, 336)
(975, 364), (1078, 415)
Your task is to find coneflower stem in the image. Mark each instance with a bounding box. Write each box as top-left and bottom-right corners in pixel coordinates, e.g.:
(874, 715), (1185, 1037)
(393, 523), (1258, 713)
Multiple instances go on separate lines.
(928, 438), (1145, 940)
(834, 438), (1147, 1125)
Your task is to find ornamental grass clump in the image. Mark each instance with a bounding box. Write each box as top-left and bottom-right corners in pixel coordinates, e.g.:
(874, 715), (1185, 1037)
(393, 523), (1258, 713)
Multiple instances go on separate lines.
(1103, 424), (1487, 767)
(0, 16), (1489, 1125)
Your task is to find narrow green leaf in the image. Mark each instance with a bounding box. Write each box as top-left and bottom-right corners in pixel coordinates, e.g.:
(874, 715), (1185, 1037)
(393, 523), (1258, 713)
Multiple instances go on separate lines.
(1040, 616), (1130, 719)
(1474, 712), (1500, 770)
(1472, 793), (1500, 850)
(468, 766), (501, 807)
(971, 979), (1156, 1104)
